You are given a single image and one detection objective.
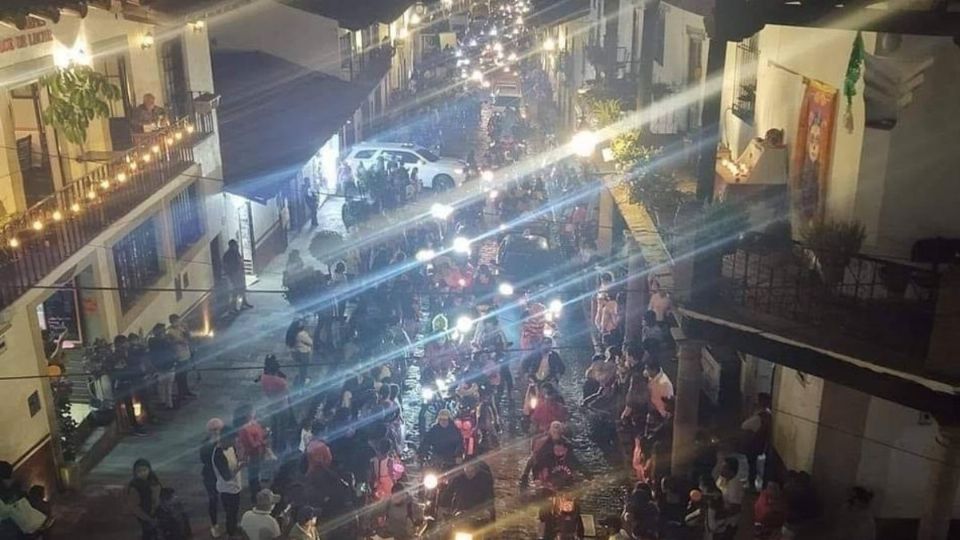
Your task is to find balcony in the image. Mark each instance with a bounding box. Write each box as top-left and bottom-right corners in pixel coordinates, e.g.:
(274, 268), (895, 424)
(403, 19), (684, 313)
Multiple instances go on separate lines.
(700, 240), (941, 373)
(0, 113), (214, 311)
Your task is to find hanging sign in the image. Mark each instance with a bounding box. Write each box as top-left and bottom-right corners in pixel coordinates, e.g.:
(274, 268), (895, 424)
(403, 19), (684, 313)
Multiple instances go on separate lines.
(0, 19), (54, 55)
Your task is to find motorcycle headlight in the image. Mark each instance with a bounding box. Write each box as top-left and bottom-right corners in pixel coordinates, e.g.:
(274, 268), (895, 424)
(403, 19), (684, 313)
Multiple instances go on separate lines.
(422, 387), (435, 400)
(424, 473), (439, 490)
(548, 299), (563, 316)
(544, 326), (554, 338)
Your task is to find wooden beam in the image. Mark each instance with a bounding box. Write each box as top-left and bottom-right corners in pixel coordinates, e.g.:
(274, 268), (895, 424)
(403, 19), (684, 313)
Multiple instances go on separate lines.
(682, 313), (960, 422)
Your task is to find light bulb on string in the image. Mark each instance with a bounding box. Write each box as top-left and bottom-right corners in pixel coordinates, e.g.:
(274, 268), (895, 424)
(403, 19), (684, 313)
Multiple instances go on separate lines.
(70, 203), (81, 213)
(32, 220), (44, 231)
(116, 172), (127, 183)
(129, 161), (138, 171)
(151, 144), (161, 154)
(100, 180), (110, 190)
(142, 153), (152, 163)
(185, 124), (195, 134)
(87, 190), (97, 200)
(174, 132), (183, 141)
(8, 238), (19, 248)
(165, 137), (174, 146)
(52, 211), (63, 222)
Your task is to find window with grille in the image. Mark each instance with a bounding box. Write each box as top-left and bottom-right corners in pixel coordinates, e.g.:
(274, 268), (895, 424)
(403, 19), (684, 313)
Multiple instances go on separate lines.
(732, 35), (759, 124)
(114, 218), (162, 312)
(161, 38), (189, 119)
(171, 183), (204, 256)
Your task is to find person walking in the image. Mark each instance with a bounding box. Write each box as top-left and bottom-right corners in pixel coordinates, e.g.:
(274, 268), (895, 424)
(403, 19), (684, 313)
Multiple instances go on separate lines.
(303, 179), (319, 228)
(239, 488), (283, 540)
(285, 318), (313, 387)
(126, 458), (162, 540)
(223, 239), (252, 311)
(200, 418), (225, 538)
(211, 431), (244, 538)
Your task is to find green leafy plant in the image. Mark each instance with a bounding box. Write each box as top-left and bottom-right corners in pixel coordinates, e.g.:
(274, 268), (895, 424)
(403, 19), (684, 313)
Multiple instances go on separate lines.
(802, 219), (866, 286)
(590, 98), (622, 128)
(51, 378), (78, 462)
(41, 65), (121, 146)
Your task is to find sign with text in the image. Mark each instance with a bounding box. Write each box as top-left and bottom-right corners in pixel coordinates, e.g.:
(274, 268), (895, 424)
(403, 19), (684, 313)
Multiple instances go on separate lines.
(0, 19), (54, 55)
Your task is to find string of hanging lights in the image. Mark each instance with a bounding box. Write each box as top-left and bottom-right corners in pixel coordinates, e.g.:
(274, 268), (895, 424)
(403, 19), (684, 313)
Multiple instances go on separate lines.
(2, 119), (197, 249)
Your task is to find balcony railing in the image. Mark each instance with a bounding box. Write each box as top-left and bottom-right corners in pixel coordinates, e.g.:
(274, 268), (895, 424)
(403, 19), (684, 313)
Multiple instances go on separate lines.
(718, 242), (941, 360)
(0, 113), (214, 310)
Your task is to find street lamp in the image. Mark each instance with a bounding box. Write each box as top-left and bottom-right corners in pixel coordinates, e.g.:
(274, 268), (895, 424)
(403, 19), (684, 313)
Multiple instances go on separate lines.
(410, 13), (422, 25)
(570, 130), (599, 158)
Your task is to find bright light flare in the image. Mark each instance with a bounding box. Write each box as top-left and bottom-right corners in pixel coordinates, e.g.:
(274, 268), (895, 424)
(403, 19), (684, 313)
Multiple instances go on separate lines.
(424, 473), (439, 490)
(452, 236), (471, 254)
(454, 533), (474, 540)
(430, 203), (454, 219)
(422, 387), (435, 400)
(498, 283), (514, 296)
(543, 37), (556, 52)
(415, 249), (437, 262)
(571, 130), (599, 157)
(481, 170), (494, 182)
(549, 299), (563, 316)
(471, 69), (484, 82)
(456, 316), (473, 334)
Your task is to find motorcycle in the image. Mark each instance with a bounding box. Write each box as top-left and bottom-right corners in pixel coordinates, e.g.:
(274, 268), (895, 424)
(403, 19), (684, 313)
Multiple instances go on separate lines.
(418, 371), (459, 436)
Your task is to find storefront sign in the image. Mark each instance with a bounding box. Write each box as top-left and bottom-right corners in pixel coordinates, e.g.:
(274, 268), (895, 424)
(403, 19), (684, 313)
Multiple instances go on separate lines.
(0, 20), (54, 55)
(41, 286), (82, 345)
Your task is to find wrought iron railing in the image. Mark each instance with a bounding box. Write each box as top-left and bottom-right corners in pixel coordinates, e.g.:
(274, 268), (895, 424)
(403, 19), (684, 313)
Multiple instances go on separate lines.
(720, 242), (941, 359)
(0, 113), (214, 310)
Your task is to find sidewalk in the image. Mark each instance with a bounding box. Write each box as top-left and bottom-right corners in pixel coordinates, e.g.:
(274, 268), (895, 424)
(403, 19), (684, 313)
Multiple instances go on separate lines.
(54, 199), (345, 539)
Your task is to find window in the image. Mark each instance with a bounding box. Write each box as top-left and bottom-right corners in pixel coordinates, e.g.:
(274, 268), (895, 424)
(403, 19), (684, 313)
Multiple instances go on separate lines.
(340, 32), (353, 71)
(389, 151), (420, 165)
(417, 149), (439, 162)
(732, 35), (759, 124)
(352, 149), (375, 159)
(171, 183), (203, 256)
(114, 218), (162, 311)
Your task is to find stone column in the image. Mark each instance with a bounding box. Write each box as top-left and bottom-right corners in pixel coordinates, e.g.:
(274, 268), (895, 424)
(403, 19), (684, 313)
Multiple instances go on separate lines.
(597, 189), (615, 256)
(623, 243), (646, 343)
(917, 421), (960, 540)
(671, 337), (703, 478)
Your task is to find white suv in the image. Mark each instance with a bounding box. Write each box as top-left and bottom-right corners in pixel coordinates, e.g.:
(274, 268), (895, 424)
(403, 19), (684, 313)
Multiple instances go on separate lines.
(344, 143), (468, 190)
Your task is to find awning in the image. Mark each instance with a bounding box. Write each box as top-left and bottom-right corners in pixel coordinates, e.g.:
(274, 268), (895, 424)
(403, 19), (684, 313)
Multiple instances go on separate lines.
(213, 50), (372, 202)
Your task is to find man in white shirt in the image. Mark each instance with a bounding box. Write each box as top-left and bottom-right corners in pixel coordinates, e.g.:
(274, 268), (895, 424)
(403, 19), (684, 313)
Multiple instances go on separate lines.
(644, 359), (674, 419)
(713, 458), (744, 540)
(240, 489), (283, 540)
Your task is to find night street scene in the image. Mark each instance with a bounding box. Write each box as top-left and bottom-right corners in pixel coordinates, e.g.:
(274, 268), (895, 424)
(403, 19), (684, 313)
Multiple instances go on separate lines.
(0, 0), (958, 539)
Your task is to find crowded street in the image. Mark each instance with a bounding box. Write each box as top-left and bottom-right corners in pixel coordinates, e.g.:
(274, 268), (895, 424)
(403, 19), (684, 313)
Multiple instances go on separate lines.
(3, 0), (956, 539)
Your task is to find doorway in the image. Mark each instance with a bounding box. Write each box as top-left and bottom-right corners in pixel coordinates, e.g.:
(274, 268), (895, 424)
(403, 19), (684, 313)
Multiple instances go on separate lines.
(10, 83), (59, 206)
(237, 202), (255, 276)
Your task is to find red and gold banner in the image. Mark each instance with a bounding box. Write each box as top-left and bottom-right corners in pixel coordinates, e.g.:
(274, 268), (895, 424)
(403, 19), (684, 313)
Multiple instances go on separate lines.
(791, 79), (838, 227)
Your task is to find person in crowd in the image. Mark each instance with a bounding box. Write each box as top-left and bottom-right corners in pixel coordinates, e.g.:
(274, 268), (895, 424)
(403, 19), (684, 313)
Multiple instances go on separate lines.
(522, 435), (587, 488)
(211, 432), (244, 538)
(753, 481), (786, 537)
(223, 239), (253, 311)
(619, 342), (649, 425)
(239, 488), (284, 540)
(448, 460), (496, 524)
(741, 392), (772, 492)
(594, 289), (620, 348)
(130, 93), (166, 133)
(303, 179), (319, 228)
(113, 335), (147, 436)
(285, 318), (313, 387)
(235, 403), (269, 504)
(1, 461), (51, 538)
(521, 336), (566, 386)
(713, 457), (744, 540)
(641, 310), (667, 344)
(419, 409), (463, 468)
(155, 487), (191, 540)
(166, 314), (195, 406)
(370, 438), (404, 502)
(287, 505), (320, 540)
(199, 418), (225, 538)
(148, 324), (176, 410)
(645, 358), (674, 420)
(126, 458), (162, 540)
(379, 483), (422, 540)
(622, 483), (659, 540)
(531, 383), (569, 434)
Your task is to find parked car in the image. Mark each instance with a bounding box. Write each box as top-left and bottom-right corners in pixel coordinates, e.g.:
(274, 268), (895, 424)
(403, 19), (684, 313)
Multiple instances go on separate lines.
(344, 143), (468, 190)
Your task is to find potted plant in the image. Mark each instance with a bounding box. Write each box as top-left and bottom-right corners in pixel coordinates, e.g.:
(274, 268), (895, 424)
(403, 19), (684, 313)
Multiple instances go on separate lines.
(802, 219), (865, 287)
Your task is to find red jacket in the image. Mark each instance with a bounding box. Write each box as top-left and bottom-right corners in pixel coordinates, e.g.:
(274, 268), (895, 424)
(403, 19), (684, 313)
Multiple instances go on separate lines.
(236, 421), (268, 460)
